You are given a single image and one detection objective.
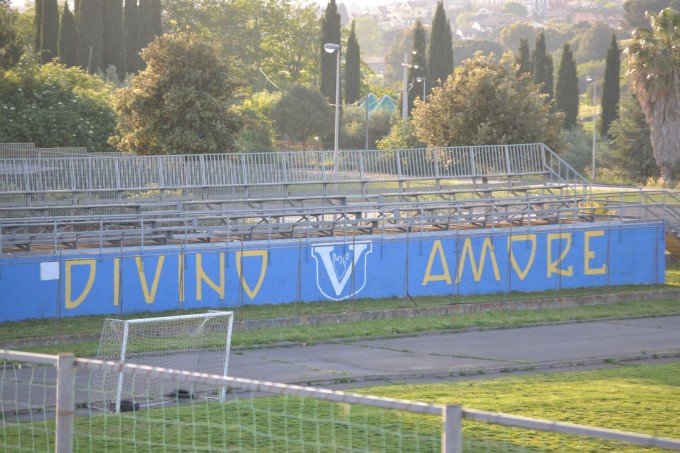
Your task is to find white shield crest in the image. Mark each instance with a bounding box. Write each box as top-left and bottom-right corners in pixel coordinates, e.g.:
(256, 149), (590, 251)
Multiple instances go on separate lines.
(312, 242), (372, 301)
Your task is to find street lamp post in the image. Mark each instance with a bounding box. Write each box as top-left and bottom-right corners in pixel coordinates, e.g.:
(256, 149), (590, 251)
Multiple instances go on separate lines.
(416, 77), (427, 104)
(401, 52), (409, 119)
(586, 75), (597, 181)
(324, 43), (341, 172)
(401, 51), (418, 119)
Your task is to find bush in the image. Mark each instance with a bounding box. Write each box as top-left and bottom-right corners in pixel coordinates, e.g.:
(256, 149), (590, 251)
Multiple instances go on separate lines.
(0, 58), (117, 152)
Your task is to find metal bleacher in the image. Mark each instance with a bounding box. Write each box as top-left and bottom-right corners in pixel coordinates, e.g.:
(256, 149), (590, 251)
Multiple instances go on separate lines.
(0, 143), (618, 254)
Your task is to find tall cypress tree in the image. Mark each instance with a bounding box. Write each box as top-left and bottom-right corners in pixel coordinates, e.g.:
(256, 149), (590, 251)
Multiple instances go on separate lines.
(533, 32), (550, 96)
(320, 0), (341, 105)
(78, 0), (104, 72)
(345, 21), (361, 105)
(555, 43), (579, 129)
(124, 0), (139, 74)
(58, 2), (78, 67)
(151, 0), (162, 37)
(40, 0), (58, 63)
(137, 0), (155, 50)
(33, 0), (42, 55)
(428, 0), (454, 89)
(103, 0), (126, 81)
(409, 19), (428, 112)
(515, 38), (531, 76)
(545, 54), (554, 100)
(600, 35), (620, 137)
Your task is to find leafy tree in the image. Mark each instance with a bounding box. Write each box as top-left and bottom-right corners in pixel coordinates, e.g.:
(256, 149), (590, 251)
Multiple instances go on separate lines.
(515, 38), (531, 76)
(320, 0), (341, 104)
(259, 2), (320, 89)
(0, 4), (23, 70)
(559, 127), (593, 175)
(607, 93), (657, 183)
(383, 26), (413, 86)
(78, 0), (104, 72)
(600, 35), (620, 137)
(353, 16), (383, 57)
(271, 85), (333, 145)
(453, 39), (504, 68)
(124, 0), (140, 73)
(345, 20), (361, 105)
(110, 33), (242, 154)
(103, 0), (125, 81)
(40, 0), (58, 63)
(499, 22), (535, 53)
(164, 0), (319, 93)
(409, 19), (428, 112)
(555, 43), (579, 129)
(413, 52), (563, 148)
(574, 22), (617, 64)
(0, 60), (116, 151)
(33, 0), (41, 55)
(377, 117), (424, 150)
(623, 0), (680, 28)
(428, 0), (454, 89)
(341, 105), (391, 149)
(233, 91), (280, 153)
(625, 8), (680, 185)
(58, 2), (78, 68)
(502, 2), (529, 17)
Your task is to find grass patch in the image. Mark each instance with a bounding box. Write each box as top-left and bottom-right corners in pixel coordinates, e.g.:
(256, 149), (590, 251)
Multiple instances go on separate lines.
(2, 363), (677, 452)
(361, 362), (680, 451)
(19, 298), (680, 357)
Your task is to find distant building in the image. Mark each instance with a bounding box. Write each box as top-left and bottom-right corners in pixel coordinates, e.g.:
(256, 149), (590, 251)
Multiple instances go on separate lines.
(397, 0), (431, 21)
(571, 7), (624, 28)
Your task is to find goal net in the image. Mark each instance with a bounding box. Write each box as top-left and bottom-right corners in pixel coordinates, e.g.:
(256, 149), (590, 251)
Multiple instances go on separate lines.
(89, 310), (234, 412)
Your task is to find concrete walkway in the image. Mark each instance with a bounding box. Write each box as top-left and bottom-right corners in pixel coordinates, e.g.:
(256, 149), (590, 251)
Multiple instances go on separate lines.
(229, 315), (680, 386)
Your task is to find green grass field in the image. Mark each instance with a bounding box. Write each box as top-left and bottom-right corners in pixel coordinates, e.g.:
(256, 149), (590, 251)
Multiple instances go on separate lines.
(2, 362), (677, 452)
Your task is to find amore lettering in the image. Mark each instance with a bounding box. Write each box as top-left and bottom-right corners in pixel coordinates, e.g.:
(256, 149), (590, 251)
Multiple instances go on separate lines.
(422, 231), (607, 286)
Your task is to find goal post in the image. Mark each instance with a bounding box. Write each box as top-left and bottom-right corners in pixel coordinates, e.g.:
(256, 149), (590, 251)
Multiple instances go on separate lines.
(90, 310), (234, 412)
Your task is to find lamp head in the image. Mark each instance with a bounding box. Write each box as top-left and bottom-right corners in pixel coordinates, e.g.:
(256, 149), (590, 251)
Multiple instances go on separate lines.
(416, 77), (426, 83)
(324, 43), (340, 54)
(586, 75), (593, 82)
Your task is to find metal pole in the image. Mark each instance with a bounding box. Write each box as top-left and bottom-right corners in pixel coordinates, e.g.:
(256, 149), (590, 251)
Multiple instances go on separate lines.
(592, 77), (597, 181)
(55, 353), (75, 453)
(402, 52), (408, 119)
(334, 48), (341, 172)
(365, 97), (369, 150)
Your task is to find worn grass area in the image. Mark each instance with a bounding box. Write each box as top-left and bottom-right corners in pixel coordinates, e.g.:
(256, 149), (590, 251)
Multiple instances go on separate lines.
(2, 363), (677, 452)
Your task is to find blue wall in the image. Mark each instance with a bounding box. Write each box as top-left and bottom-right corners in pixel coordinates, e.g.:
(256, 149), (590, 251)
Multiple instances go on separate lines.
(0, 222), (665, 321)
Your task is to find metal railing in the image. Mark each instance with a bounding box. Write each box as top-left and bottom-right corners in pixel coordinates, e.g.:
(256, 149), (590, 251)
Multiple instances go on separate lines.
(2, 349), (679, 453)
(0, 144), (581, 202)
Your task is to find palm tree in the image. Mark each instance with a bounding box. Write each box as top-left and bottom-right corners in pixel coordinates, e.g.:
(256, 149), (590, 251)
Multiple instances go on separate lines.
(625, 8), (680, 186)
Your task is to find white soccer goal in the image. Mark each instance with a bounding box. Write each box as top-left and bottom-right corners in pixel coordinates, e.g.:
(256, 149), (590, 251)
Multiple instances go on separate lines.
(89, 310), (234, 412)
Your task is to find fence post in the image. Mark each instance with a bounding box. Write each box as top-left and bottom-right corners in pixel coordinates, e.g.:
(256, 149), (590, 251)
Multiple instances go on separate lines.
(442, 404), (462, 453)
(55, 353), (76, 453)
